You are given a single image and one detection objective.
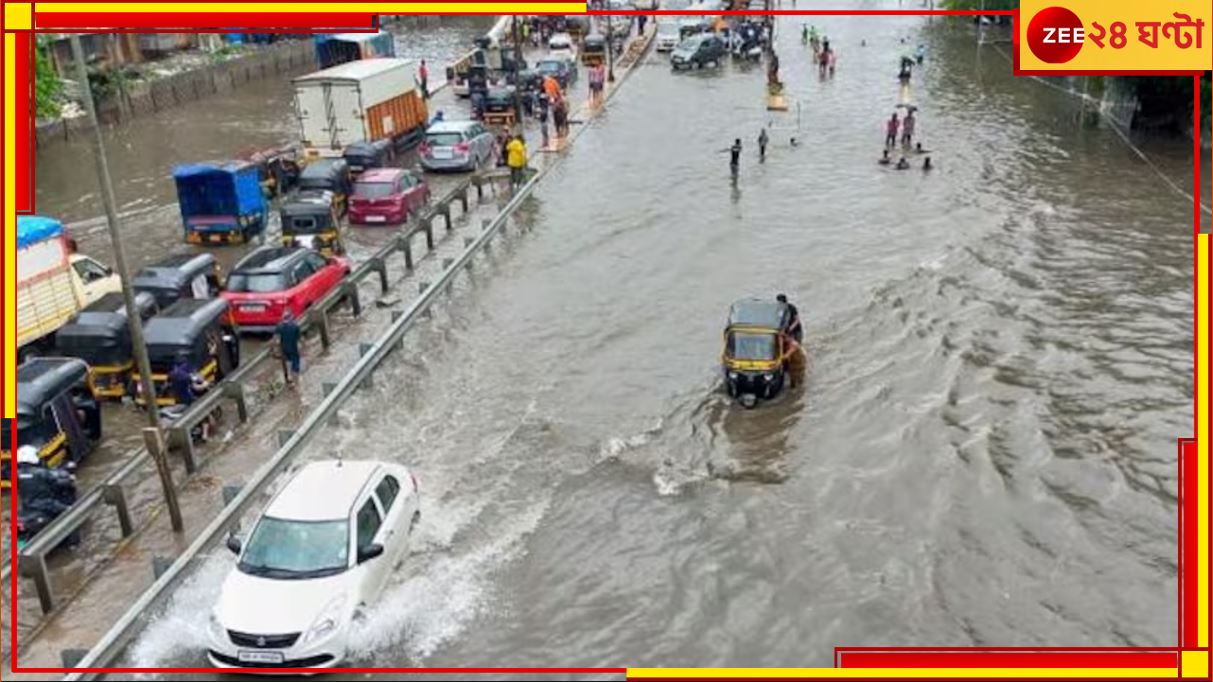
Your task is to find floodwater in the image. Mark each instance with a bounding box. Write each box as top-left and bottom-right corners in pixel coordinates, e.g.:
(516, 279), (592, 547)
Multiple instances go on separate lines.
(35, 6), (1208, 675)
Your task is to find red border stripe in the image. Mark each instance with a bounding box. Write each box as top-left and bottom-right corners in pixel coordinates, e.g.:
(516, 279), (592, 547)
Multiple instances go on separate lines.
(34, 12), (375, 29)
(14, 31), (31, 213)
(1183, 440), (1199, 647)
(836, 652), (1180, 668)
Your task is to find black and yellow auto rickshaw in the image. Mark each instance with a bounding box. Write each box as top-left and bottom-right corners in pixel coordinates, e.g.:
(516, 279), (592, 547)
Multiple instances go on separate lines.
(295, 158), (353, 215)
(721, 298), (804, 408)
(131, 252), (222, 309)
(133, 298), (240, 408)
(248, 145), (304, 199)
(1, 358), (101, 488)
(55, 291), (159, 399)
(342, 140), (393, 176)
(581, 33), (607, 66)
(280, 192), (344, 257)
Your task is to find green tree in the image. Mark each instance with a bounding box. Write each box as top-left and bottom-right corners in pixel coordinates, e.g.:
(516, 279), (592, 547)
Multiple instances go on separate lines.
(940, 0), (1019, 11)
(34, 36), (63, 120)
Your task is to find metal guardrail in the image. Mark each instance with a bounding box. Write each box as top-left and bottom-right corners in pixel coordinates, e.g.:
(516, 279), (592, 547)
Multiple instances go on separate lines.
(8, 178), (482, 618)
(65, 167), (546, 680)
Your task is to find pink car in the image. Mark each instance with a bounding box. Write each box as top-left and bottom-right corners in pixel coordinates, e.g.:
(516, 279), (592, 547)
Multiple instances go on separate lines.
(348, 168), (431, 225)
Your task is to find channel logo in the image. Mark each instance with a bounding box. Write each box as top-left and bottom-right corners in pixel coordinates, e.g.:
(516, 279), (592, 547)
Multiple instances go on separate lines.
(1025, 6), (1086, 64)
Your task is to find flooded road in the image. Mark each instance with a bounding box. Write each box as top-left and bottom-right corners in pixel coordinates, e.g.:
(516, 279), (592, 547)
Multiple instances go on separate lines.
(33, 7), (1201, 674)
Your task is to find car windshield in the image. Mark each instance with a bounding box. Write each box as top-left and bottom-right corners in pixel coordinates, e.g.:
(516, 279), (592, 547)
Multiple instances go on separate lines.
(538, 61), (562, 73)
(658, 23), (680, 35)
(226, 272), (287, 293)
(729, 332), (776, 361)
(238, 516), (349, 579)
(354, 182), (397, 199)
(676, 38), (700, 51)
(427, 132), (464, 147)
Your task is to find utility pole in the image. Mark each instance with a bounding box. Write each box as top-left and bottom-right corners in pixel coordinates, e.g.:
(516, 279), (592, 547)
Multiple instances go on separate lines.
(607, 17), (616, 83)
(70, 35), (183, 533)
(512, 15), (525, 134)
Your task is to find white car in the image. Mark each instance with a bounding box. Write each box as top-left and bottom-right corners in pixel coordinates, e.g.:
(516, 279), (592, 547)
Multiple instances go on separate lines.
(655, 21), (682, 51)
(548, 33), (578, 62)
(207, 460), (420, 669)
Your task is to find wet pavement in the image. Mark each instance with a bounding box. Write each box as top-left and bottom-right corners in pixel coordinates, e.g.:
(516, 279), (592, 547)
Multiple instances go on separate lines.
(9, 4), (1207, 677)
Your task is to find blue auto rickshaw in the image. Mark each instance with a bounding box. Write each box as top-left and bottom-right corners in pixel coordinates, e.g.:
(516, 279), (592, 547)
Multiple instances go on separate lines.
(173, 162), (268, 245)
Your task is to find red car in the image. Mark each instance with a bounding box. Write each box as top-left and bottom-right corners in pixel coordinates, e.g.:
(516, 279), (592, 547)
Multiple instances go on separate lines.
(348, 168), (431, 225)
(221, 247), (350, 332)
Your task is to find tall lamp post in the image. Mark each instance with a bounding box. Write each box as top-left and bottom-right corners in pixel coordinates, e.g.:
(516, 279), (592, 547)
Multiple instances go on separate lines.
(69, 35), (183, 533)
(607, 16), (617, 83)
(512, 15), (525, 132)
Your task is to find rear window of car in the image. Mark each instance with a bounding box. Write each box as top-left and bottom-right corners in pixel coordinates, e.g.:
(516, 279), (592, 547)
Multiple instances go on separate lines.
(427, 132), (464, 146)
(354, 182), (397, 199)
(226, 272), (288, 293)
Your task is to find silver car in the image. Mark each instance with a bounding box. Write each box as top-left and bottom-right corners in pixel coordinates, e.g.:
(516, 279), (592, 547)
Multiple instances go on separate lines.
(419, 120), (495, 172)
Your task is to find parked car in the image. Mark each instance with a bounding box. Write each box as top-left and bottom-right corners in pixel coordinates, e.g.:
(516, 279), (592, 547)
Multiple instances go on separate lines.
(671, 34), (726, 69)
(419, 120), (496, 172)
(208, 460), (420, 669)
(535, 57), (578, 90)
(220, 247), (350, 332)
(349, 169), (431, 225)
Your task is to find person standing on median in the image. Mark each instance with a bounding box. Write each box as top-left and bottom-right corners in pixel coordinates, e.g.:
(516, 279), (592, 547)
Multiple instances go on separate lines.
(418, 59), (429, 100)
(506, 133), (528, 193)
(276, 308), (302, 387)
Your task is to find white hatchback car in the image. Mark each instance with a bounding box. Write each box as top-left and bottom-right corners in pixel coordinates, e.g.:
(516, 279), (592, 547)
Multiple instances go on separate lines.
(207, 460), (419, 669)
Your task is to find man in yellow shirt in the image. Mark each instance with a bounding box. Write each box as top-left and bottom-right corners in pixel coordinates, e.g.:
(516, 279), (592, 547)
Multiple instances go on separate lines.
(506, 133), (528, 192)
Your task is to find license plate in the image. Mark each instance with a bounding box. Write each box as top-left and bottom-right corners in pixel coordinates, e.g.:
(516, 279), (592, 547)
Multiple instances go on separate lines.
(237, 650), (284, 664)
(240, 303), (266, 312)
(365, 215), (386, 223)
(431, 149), (453, 160)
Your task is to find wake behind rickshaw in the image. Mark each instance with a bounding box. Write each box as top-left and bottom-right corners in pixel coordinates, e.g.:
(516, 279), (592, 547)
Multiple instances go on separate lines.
(2, 357), (101, 488)
(55, 291), (159, 399)
(133, 298), (240, 408)
(721, 298), (804, 408)
(280, 191), (345, 257)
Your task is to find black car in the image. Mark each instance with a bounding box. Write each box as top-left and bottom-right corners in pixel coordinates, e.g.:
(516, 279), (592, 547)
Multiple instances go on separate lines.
(535, 58), (577, 89)
(671, 34), (727, 70)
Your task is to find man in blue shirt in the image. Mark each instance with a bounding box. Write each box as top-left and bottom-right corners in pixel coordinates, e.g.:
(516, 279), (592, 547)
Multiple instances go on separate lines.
(276, 309), (302, 386)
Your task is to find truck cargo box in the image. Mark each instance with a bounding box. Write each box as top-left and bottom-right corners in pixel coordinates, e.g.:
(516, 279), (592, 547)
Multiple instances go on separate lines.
(293, 58), (428, 152)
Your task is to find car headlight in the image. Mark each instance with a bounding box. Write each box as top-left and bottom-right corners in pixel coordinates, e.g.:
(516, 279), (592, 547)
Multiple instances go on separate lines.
(763, 373), (774, 381)
(727, 371), (739, 380)
(304, 594), (347, 643)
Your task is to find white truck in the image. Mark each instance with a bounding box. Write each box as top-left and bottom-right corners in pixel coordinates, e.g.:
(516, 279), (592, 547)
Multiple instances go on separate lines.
(17, 216), (122, 354)
(292, 58), (428, 157)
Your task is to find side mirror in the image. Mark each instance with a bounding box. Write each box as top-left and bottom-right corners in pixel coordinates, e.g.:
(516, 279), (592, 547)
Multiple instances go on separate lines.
(226, 534), (242, 555)
(357, 543), (384, 564)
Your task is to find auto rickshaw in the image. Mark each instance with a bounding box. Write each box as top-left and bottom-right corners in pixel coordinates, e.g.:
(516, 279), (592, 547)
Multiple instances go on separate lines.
(295, 158), (353, 215)
(280, 192), (345, 257)
(581, 33), (607, 66)
(55, 291), (159, 399)
(721, 298), (804, 408)
(247, 145), (304, 198)
(132, 252), (222, 309)
(1, 358), (101, 488)
(133, 298), (240, 408)
(342, 139), (394, 176)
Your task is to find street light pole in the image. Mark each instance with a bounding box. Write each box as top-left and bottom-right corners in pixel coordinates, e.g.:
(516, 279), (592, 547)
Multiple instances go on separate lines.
(69, 35), (183, 533)
(512, 15), (525, 133)
(607, 17), (617, 83)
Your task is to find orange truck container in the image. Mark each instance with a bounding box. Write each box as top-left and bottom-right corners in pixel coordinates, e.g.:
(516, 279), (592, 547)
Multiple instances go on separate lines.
(293, 58), (429, 155)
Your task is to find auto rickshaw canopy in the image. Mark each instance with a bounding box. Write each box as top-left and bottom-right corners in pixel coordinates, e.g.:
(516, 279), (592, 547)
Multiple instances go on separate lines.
(281, 192), (338, 234)
(297, 158), (351, 194)
(55, 292), (157, 366)
(142, 298), (233, 369)
(132, 252), (219, 308)
(16, 357), (91, 421)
